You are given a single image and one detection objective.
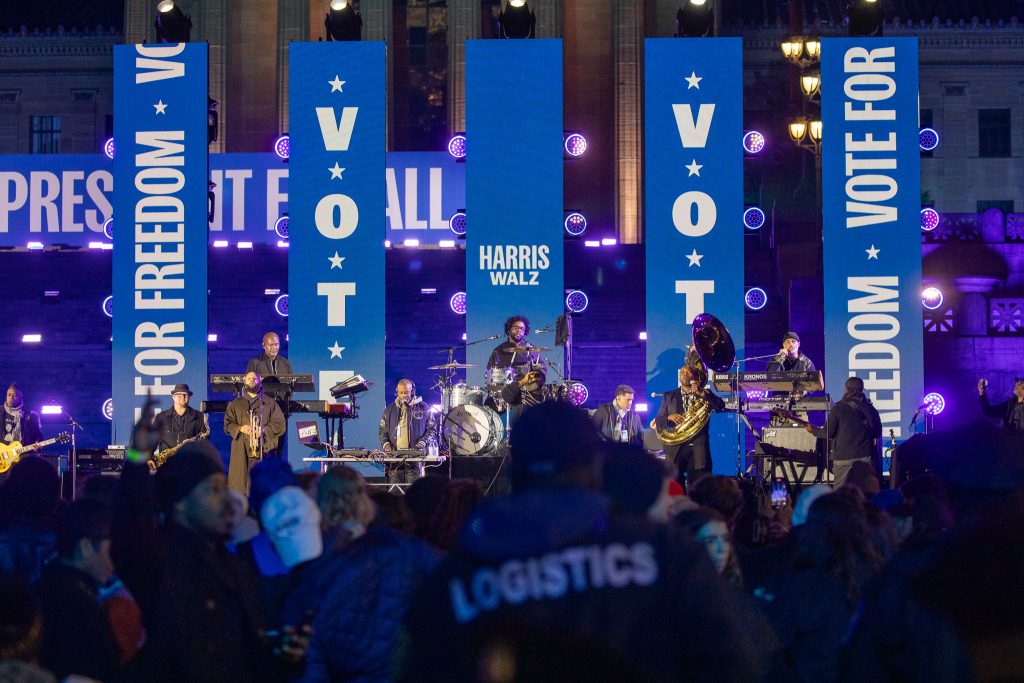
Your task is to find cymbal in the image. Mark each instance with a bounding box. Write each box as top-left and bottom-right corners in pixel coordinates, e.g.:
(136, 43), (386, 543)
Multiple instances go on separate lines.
(428, 362), (477, 370)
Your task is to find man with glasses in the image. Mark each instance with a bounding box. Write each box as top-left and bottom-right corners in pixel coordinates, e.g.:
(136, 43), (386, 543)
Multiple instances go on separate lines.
(487, 315), (545, 426)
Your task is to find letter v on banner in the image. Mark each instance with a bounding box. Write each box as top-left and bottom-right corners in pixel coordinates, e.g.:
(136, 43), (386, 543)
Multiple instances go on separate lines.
(645, 38), (744, 476)
(112, 43), (208, 443)
(820, 38), (922, 440)
(289, 42), (385, 465)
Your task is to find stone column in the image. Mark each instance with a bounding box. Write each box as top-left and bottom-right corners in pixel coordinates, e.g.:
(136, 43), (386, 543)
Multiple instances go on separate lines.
(123, 0), (154, 44)
(613, 0), (643, 244)
(955, 277), (1001, 336)
(533, 0), (562, 39)
(361, 0), (394, 148)
(447, 0), (480, 136)
(277, 0), (309, 139)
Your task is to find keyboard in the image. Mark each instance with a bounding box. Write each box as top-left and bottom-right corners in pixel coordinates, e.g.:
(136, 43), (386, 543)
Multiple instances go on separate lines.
(201, 399), (332, 414)
(722, 396), (831, 412)
(712, 371), (824, 393)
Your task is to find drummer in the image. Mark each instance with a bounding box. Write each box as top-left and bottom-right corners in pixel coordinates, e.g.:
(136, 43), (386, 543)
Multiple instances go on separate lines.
(487, 315), (546, 425)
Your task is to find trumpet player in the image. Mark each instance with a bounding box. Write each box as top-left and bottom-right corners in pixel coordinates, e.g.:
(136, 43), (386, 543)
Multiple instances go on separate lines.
(652, 366), (724, 488)
(225, 371), (286, 494)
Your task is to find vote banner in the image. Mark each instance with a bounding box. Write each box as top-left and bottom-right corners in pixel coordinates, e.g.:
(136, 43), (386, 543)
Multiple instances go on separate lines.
(112, 43), (208, 439)
(289, 42), (385, 458)
(820, 38), (922, 439)
(464, 40), (564, 371)
(644, 38), (744, 475)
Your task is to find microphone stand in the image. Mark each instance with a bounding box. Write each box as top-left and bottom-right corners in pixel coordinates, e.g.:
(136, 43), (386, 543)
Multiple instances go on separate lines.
(63, 411), (82, 500)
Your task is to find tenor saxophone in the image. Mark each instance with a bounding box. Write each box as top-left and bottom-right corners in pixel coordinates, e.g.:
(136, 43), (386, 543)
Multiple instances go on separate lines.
(152, 414), (210, 468)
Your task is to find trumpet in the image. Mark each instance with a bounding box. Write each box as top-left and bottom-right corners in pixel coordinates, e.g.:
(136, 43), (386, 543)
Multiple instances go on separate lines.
(248, 409), (263, 460)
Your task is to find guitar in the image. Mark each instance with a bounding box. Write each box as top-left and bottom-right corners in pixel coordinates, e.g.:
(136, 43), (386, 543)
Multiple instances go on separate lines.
(771, 407), (814, 430)
(0, 432), (72, 473)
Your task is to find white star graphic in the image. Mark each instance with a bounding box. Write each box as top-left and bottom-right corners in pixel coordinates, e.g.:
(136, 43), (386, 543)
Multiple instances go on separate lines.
(686, 249), (704, 267)
(685, 71), (702, 89)
(153, 100), (168, 114)
(685, 159), (703, 177)
(866, 245), (880, 260)
(328, 342), (345, 359)
(328, 252), (345, 269)
(329, 75), (346, 93)
(329, 163), (345, 180)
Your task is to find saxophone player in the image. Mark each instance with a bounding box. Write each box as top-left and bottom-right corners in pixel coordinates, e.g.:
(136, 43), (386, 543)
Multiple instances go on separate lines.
(225, 372), (286, 495)
(652, 366), (725, 489)
(153, 384), (207, 454)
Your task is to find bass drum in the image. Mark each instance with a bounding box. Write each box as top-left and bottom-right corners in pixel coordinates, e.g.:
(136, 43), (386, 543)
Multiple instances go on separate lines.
(443, 404), (505, 455)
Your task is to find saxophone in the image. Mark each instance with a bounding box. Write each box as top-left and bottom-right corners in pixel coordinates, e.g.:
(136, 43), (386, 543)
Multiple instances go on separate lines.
(152, 414), (210, 468)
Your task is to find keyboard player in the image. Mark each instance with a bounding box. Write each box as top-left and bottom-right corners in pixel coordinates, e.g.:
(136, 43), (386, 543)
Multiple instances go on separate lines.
(379, 379), (436, 482)
(766, 331), (816, 373)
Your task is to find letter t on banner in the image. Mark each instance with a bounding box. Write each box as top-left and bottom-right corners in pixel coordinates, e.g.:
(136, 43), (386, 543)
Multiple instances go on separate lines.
(820, 38), (922, 440)
(289, 43), (385, 461)
(645, 38), (744, 476)
(112, 43), (208, 441)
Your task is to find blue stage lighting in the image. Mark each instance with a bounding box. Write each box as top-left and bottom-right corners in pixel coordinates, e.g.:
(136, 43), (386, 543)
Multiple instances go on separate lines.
(565, 289), (589, 314)
(920, 207), (939, 231)
(923, 392), (945, 416)
(564, 132), (587, 157)
(102, 296), (113, 318)
(449, 211), (467, 236)
(450, 291), (467, 315)
(564, 212), (587, 236)
(274, 135), (290, 160)
(275, 215), (289, 239)
(919, 128), (939, 151)
(448, 134), (467, 159)
(743, 130), (765, 154)
(745, 287), (768, 311)
(743, 207), (766, 230)
(275, 294), (289, 317)
(102, 217), (113, 240)
(922, 287), (943, 310)
(104, 138), (115, 159)
(102, 398), (113, 421)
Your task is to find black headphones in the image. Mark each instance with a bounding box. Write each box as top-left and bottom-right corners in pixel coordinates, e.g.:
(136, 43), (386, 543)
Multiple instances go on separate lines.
(395, 379), (416, 396)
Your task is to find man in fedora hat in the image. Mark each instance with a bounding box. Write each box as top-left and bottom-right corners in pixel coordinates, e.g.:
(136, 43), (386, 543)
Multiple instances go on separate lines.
(153, 384), (207, 456)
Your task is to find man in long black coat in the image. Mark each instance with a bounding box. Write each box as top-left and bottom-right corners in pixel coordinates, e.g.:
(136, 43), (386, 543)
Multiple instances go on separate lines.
(224, 372), (286, 495)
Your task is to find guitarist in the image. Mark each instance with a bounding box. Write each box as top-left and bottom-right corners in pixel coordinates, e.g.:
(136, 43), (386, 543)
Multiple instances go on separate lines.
(800, 376), (881, 488)
(3, 383), (43, 449)
(153, 384), (206, 453)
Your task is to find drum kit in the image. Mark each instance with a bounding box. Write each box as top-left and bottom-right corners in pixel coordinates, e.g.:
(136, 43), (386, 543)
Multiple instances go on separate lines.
(428, 344), (559, 456)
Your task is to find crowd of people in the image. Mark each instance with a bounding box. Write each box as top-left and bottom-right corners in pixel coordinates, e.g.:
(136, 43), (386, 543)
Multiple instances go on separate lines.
(0, 398), (1022, 682)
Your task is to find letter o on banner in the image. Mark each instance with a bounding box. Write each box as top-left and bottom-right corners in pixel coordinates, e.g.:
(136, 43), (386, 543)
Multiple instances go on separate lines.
(133, 349), (186, 375)
(847, 313), (901, 341)
(315, 194), (359, 239)
(672, 191), (717, 237)
(844, 73), (896, 102)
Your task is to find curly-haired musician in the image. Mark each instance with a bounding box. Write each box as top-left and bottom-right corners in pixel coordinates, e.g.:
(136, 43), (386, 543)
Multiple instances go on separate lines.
(653, 367), (724, 488)
(978, 377), (1024, 432)
(224, 372), (286, 494)
(488, 315), (546, 425)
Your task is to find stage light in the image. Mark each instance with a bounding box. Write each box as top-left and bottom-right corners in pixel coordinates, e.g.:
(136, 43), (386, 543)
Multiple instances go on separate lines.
(264, 288), (281, 296)
(22, 334), (42, 343)
(88, 241), (112, 250)
(780, 39), (802, 61)
(566, 381), (589, 406)
(213, 240), (229, 248)
(102, 296), (113, 318)
(923, 392), (945, 416)
(420, 288), (437, 295)
(273, 135), (290, 160)
(207, 333), (218, 342)
(919, 127), (939, 151)
(27, 242), (44, 251)
(921, 207), (940, 231)
(277, 240), (289, 248)
(746, 389), (769, 399)
(635, 403), (648, 413)
(564, 212), (587, 236)
(804, 40), (821, 59)
(154, 0), (192, 43)
(921, 287), (943, 310)
(743, 206), (766, 230)
(102, 217), (113, 240)
(450, 291), (467, 315)
(274, 215), (289, 239)
(584, 240), (600, 248)
(384, 240), (392, 248)
(848, 0), (884, 37)
(439, 240), (456, 248)
(403, 238), (420, 247)
(102, 398), (113, 421)
(449, 210), (467, 236)
(447, 134), (467, 159)
(564, 132), (588, 158)
(104, 138), (115, 159)
(639, 331), (647, 340)
(498, 0), (535, 38)
(237, 242), (253, 249)
(676, 0), (714, 37)
(41, 405), (62, 416)
(744, 287), (768, 311)
(565, 289), (589, 314)
(742, 130), (765, 154)
(274, 294), (289, 317)
(601, 238), (618, 246)
(325, 0), (362, 41)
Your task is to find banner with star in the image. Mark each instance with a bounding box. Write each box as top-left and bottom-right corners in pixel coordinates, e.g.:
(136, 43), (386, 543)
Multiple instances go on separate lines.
(820, 37), (922, 439)
(644, 38), (744, 475)
(112, 43), (208, 440)
(464, 40), (565, 372)
(289, 42), (385, 459)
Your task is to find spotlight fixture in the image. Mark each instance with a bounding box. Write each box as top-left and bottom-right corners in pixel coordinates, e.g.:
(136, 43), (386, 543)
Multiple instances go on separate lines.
(102, 217), (113, 240)
(447, 134), (467, 159)
(919, 127), (939, 151)
(450, 291), (467, 315)
(275, 215), (289, 239)
(274, 294), (289, 317)
(103, 138), (115, 159)
(847, 0), (884, 37)
(920, 208), (940, 231)
(274, 134), (290, 160)
(325, 0), (363, 41)
(744, 287), (768, 311)
(742, 130), (765, 154)
(565, 289), (589, 314)
(922, 392), (945, 416)
(102, 398), (114, 421)
(154, 0), (193, 43)
(563, 132), (588, 158)
(743, 206), (766, 230)
(921, 287), (943, 310)
(449, 210), (467, 236)
(566, 381), (589, 406)
(498, 0), (535, 39)
(563, 211), (587, 237)
(675, 0), (714, 38)
(102, 296), (113, 318)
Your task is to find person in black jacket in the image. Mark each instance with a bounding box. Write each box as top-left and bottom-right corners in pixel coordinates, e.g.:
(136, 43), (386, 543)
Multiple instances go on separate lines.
(152, 384), (207, 454)
(2, 384), (43, 449)
(765, 331), (816, 372)
(379, 379), (435, 451)
(653, 366), (726, 487)
(978, 377), (1024, 431)
(591, 384), (645, 446)
(246, 332), (293, 378)
(803, 376), (882, 487)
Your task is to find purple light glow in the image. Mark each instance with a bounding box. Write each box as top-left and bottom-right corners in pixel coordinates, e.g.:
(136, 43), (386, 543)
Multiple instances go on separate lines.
(274, 135), (290, 160)
(922, 287), (943, 310)
(743, 130), (766, 154)
(104, 138), (115, 159)
(566, 381), (589, 406)
(564, 133), (588, 157)
(744, 287), (768, 311)
(21, 334), (41, 343)
(583, 240), (600, 248)
(102, 398), (113, 420)
(923, 392), (945, 415)
(919, 128), (939, 151)
(565, 289), (589, 314)
(635, 403), (649, 413)
(213, 240), (229, 248)
(103, 217), (113, 240)
(564, 212), (587, 236)
(450, 291), (467, 315)
(274, 294), (289, 317)
(920, 207), (940, 231)
(40, 405), (62, 415)
(744, 206), (766, 230)
(745, 389), (769, 399)
(449, 211), (467, 236)
(448, 134), (467, 159)
(102, 296), (113, 318)
(275, 215), (289, 239)
(27, 242), (43, 250)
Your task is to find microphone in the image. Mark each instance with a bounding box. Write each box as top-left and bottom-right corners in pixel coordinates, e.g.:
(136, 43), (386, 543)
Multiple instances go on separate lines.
(408, 396), (423, 407)
(534, 326), (553, 333)
(650, 392), (664, 398)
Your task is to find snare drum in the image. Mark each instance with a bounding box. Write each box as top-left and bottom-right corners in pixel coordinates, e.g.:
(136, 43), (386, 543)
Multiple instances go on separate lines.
(442, 383), (486, 412)
(444, 404), (505, 455)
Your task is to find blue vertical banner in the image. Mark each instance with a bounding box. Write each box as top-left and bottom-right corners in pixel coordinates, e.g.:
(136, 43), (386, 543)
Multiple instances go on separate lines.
(289, 43), (385, 460)
(644, 38), (744, 475)
(112, 43), (208, 440)
(465, 40), (564, 371)
(820, 38), (922, 439)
